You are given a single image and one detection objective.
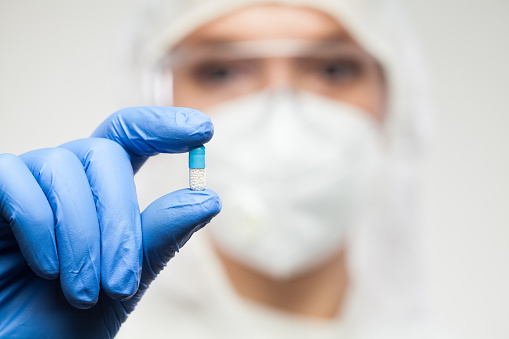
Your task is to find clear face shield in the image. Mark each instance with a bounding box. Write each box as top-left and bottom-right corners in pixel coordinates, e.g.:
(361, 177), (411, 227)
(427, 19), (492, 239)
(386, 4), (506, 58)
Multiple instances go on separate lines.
(153, 39), (385, 111)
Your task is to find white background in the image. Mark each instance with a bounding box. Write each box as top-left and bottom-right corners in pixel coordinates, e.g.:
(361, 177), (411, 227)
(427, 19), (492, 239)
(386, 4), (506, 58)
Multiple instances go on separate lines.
(0, 1), (508, 338)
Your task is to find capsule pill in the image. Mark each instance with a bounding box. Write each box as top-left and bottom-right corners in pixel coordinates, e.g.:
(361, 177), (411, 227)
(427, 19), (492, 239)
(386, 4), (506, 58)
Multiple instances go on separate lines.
(189, 145), (206, 191)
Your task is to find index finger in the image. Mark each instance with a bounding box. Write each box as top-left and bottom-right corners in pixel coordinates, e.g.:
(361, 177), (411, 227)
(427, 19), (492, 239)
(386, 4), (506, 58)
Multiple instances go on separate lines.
(91, 106), (213, 172)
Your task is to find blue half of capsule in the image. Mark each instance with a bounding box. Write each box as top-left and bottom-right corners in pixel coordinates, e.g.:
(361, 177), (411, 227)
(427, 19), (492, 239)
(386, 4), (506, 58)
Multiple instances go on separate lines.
(189, 145), (206, 169)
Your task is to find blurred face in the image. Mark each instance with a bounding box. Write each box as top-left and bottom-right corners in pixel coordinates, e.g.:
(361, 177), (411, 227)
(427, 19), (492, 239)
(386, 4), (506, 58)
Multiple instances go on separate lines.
(170, 4), (386, 119)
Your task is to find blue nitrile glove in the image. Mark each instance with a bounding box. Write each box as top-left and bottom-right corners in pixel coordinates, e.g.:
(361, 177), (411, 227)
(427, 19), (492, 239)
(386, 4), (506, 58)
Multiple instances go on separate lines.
(0, 106), (221, 338)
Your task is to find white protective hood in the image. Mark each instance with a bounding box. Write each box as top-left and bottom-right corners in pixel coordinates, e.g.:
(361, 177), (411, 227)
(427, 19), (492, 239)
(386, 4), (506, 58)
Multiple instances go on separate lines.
(116, 0), (439, 336)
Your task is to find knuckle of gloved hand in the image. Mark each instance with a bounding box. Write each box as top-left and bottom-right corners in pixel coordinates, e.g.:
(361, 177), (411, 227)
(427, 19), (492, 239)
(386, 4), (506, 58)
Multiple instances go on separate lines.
(0, 154), (21, 187)
(0, 155), (23, 220)
(19, 147), (84, 186)
(0, 153), (51, 223)
(40, 147), (81, 169)
(0, 153), (24, 180)
(0, 152), (19, 167)
(83, 137), (129, 161)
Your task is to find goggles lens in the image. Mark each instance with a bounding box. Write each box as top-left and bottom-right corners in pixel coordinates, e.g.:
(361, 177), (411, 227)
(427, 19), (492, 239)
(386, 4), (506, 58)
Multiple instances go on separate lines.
(156, 40), (384, 106)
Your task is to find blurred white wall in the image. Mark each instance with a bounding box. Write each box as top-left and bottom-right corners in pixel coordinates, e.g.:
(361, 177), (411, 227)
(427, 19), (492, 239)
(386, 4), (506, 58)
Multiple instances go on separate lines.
(0, 0), (508, 338)
(0, 0), (136, 154)
(397, 0), (509, 338)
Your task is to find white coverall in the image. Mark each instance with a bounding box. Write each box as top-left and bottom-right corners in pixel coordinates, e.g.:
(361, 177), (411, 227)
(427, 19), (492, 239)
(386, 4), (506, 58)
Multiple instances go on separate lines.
(115, 0), (451, 337)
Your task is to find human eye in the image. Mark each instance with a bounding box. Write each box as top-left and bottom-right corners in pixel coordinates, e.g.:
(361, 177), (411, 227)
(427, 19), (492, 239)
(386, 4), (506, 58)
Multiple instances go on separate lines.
(313, 58), (363, 83)
(190, 60), (252, 85)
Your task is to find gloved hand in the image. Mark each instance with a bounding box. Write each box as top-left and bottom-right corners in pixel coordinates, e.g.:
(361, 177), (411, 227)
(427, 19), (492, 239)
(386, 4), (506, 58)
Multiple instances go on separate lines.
(0, 106), (221, 338)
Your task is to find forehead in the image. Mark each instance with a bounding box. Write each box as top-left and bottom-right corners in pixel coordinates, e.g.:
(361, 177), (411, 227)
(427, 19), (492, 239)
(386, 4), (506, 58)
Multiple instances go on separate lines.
(176, 3), (355, 46)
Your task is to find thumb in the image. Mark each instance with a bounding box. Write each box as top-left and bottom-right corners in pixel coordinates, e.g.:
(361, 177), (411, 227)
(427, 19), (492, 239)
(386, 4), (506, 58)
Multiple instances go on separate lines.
(125, 189), (221, 310)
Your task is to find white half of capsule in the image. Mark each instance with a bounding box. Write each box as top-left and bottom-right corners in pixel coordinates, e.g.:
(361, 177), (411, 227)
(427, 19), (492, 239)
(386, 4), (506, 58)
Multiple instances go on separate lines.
(189, 168), (206, 191)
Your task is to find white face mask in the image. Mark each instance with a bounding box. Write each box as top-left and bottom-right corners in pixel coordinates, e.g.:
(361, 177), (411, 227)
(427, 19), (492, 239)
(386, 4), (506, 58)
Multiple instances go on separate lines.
(205, 90), (383, 280)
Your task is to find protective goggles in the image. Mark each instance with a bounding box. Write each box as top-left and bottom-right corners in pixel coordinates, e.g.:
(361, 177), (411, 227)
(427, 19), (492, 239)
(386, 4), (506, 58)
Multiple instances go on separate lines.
(153, 39), (384, 106)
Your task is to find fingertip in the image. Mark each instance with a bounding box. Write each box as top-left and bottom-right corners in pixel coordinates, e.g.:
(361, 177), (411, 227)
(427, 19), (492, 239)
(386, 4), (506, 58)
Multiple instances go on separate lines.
(200, 189), (222, 216)
(31, 265), (59, 280)
(174, 107), (214, 145)
(65, 291), (99, 310)
(69, 300), (97, 310)
(62, 274), (100, 309)
(102, 269), (140, 301)
(28, 236), (60, 280)
(174, 189), (222, 219)
(141, 189), (221, 257)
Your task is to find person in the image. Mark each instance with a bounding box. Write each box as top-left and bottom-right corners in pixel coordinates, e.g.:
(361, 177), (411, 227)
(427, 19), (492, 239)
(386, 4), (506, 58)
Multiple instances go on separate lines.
(117, 0), (441, 338)
(0, 0), (447, 338)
